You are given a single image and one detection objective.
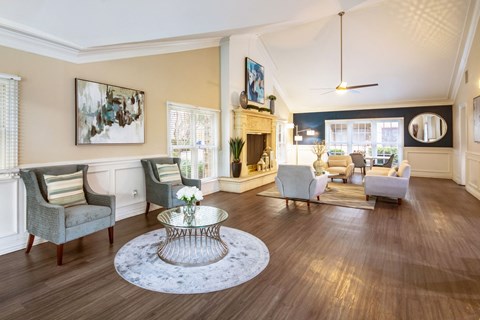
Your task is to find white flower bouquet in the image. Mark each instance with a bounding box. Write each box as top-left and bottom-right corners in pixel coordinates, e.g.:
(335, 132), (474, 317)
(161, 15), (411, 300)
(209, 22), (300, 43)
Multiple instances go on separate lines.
(176, 186), (203, 205)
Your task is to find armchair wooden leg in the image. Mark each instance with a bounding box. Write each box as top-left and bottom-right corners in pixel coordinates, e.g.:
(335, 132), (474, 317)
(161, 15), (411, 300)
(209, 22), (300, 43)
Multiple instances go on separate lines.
(26, 234), (34, 253)
(343, 179), (347, 183)
(307, 201), (310, 207)
(398, 198), (402, 205)
(285, 198), (289, 206)
(57, 244), (64, 266)
(317, 196), (320, 200)
(366, 195), (369, 201)
(145, 202), (150, 215)
(108, 227), (114, 244)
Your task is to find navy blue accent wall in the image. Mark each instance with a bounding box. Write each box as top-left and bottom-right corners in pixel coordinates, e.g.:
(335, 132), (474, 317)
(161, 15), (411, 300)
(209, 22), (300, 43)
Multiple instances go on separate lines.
(293, 105), (452, 147)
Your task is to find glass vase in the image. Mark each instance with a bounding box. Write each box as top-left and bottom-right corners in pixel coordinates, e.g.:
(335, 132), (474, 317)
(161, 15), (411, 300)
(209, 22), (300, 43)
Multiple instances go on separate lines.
(183, 202), (196, 217)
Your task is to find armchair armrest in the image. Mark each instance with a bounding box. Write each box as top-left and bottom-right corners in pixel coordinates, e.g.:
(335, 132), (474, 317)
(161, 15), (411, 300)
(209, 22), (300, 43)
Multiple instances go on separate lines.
(345, 163), (355, 178)
(20, 170), (66, 244)
(181, 176), (201, 189)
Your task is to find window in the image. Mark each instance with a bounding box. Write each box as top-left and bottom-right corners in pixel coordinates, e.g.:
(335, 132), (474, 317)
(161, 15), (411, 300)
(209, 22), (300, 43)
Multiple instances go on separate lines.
(326, 122), (348, 155)
(0, 74), (20, 176)
(276, 121), (288, 164)
(167, 102), (218, 180)
(325, 118), (403, 164)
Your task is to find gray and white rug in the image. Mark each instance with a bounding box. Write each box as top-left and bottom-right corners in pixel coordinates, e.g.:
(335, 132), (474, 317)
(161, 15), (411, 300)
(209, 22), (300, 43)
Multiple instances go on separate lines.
(114, 227), (270, 294)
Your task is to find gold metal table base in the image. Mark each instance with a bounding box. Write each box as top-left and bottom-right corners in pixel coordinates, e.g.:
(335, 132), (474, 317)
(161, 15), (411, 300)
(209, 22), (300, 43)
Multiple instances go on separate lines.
(157, 224), (228, 267)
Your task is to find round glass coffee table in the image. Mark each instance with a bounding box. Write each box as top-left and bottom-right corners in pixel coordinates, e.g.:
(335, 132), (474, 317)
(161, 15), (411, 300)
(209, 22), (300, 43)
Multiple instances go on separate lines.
(156, 206), (229, 267)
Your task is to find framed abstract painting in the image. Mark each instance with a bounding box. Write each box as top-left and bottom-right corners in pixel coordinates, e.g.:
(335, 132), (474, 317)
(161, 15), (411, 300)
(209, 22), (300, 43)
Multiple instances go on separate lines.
(245, 57), (265, 104)
(474, 95), (480, 143)
(75, 78), (145, 145)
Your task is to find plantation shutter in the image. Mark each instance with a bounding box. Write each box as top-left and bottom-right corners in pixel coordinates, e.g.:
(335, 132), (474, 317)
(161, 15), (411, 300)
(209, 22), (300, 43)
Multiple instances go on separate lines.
(0, 74), (20, 173)
(169, 108), (193, 148)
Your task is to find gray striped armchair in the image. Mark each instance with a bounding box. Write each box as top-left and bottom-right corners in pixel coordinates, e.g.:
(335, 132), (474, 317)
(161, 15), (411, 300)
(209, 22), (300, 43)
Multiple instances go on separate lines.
(141, 157), (201, 214)
(20, 164), (115, 265)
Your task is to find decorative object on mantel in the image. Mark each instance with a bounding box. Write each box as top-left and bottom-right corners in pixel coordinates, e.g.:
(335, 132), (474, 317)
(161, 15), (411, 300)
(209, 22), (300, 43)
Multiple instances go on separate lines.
(75, 78), (145, 145)
(259, 107), (271, 114)
(312, 140), (327, 174)
(239, 91), (248, 109)
(245, 57), (265, 104)
(267, 95), (276, 115)
(246, 104), (260, 112)
(229, 137), (245, 178)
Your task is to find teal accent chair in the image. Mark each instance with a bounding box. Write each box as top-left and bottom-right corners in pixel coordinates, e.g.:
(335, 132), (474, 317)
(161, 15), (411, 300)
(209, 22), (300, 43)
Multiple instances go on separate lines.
(141, 157), (201, 214)
(20, 164), (115, 265)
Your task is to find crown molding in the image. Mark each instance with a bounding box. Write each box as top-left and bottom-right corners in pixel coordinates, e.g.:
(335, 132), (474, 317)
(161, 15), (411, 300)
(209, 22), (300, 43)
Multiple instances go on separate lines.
(449, 0), (480, 100)
(0, 24), (222, 64)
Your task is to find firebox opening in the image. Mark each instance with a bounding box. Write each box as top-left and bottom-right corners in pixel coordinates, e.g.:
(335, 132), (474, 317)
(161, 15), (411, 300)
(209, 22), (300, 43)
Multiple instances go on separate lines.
(247, 134), (267, 165)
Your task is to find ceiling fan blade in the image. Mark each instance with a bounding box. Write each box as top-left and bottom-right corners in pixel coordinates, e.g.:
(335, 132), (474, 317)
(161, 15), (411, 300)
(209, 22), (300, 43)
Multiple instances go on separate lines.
(318, 89), (336, 95)
(345, 83), (378, 90)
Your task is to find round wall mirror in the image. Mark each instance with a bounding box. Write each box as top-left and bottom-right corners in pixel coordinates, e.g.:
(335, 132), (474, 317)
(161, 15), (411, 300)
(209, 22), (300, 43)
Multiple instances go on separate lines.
(408, 113), (447, 143)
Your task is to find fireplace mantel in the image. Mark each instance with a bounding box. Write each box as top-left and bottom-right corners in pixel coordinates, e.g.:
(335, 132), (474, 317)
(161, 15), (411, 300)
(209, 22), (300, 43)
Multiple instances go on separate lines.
(232, 108), (277, 178)
(219, 108), (277, 193)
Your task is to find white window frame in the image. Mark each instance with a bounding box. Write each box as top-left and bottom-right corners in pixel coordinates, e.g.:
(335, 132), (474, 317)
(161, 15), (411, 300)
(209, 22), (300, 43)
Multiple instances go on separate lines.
(166, 101), (219, 180)
(276, 120), (288, 164)
(0, 73), (20, 178)
(325, 117), (403, 163)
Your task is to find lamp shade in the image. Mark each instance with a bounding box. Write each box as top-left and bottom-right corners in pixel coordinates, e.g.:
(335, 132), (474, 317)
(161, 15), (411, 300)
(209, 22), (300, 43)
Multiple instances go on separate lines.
(294, 135), (303, 142)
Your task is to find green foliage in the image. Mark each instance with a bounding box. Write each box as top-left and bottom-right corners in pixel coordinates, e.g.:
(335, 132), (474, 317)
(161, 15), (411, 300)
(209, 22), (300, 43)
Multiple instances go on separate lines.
(328, 148), (345, 155)
(229, 137), (245, 163)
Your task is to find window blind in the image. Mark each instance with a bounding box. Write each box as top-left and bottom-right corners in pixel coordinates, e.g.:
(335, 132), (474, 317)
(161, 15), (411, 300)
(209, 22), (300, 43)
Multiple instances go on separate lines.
(0, 74), (20, 173)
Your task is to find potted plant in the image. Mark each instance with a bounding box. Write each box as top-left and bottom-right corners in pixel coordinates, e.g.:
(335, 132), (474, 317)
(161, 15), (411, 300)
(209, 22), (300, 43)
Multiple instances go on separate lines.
(267, 95), (276, 114)
(229, 137), (245, 178)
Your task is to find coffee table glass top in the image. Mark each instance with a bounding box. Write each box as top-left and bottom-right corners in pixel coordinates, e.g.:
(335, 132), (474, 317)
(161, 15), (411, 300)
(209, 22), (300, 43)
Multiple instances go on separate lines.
(157, 206), (228, 228)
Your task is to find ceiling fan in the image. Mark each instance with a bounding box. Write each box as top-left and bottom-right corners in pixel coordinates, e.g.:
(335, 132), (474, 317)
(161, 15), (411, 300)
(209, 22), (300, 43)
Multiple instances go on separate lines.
(317, 11), (378, 95)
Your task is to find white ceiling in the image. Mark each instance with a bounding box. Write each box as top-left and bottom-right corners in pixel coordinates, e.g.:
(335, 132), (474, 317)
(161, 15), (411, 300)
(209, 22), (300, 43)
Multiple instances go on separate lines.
(0, 0), (477, 112)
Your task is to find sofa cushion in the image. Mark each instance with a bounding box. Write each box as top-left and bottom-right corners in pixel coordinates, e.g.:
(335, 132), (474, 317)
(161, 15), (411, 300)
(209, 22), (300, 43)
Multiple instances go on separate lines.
(65, 205), (111, 228)
(156, 164), (182, 183)
(397, 163), (411, 178)
(388, 168), (397, 177)
(43, 171), (87, 208)
(329, 159), (347, 167)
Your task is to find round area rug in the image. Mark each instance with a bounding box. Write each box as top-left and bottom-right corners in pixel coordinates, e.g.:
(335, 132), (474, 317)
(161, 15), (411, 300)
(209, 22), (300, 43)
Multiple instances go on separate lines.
(114, 227), (270, 294)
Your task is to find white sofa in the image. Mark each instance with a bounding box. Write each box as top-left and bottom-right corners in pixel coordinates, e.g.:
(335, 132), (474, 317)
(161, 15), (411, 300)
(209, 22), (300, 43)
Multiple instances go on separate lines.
(364, 160), (411, 205)
(275, 164), (328, 207)
(325, 155), (355, 183)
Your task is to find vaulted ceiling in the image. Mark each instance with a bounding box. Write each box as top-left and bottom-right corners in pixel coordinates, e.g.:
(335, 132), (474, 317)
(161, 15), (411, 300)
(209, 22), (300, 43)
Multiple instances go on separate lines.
(0, 0), (477, 112)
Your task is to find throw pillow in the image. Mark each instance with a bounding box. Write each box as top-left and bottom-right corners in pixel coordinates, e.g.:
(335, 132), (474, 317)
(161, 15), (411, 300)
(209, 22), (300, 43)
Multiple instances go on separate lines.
(43, 170), (87, 207)
(328, 159), (347, 167)
(156, 164), (182, 183)
(387, 168), (397, 177)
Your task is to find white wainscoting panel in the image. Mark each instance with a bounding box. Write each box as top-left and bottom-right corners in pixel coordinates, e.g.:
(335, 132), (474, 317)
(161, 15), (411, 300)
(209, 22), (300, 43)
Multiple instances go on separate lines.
(0, 155), (219, 256)
(466, 152), (480, 200)
(404, 147), (453, 179)
(0, 178), (19, 238)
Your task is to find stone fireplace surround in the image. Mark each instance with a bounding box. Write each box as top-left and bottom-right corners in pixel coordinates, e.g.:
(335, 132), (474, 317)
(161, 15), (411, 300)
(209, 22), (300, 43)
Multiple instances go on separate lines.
(218, 109), (277, 193)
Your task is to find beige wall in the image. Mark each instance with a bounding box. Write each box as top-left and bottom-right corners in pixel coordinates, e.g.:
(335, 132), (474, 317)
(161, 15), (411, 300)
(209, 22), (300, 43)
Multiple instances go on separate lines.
(454, 18), (480, 153)
(0, 45), (220, 165)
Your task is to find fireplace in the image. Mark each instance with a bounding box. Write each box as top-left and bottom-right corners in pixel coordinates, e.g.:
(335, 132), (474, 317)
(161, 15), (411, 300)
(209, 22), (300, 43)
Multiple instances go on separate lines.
(246, 133), (266, 166)
(232, 109), (276, 177)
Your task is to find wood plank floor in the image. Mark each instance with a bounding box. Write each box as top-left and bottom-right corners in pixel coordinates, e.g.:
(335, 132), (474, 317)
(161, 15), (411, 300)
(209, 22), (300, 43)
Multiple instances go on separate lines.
(1, 175), (480, 320)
